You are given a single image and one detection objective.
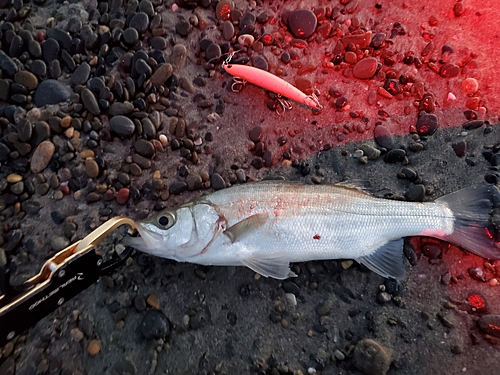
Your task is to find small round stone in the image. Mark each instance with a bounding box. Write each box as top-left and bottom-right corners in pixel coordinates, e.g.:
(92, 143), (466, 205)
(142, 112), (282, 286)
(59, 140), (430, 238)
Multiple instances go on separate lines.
(116, 188), (130, 205)
(110, 116), (135, 138)
(287, 9), (317, 39)
(81, 88), (100, 115)
(140, 310), (169, 340)
(352, 339), (391, 375)
(439, 63), (460, 78)
(211, 173), (226, 190)
(84, 158), (99, 178)
(30, 140), (55, 173)
(416, 113), (439, 136)
(249, 126), (263, 142)
(123, 28), (139, 45)
(461, 77), (479, 93)
(14, 70), (38, 91)
(88, 340), (101, 355)
(134, 139), (155, 158)
(373, 125), (394, 149)
(130, 12), (149, 33)
(353, 57), (378, 79)
(71, 62), (91, 86)
(33, 79), (71, 106)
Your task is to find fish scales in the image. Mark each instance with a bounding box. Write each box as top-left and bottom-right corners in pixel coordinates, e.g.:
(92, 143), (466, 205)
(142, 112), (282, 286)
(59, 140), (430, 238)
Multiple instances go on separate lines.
(201, 183), (453, 261)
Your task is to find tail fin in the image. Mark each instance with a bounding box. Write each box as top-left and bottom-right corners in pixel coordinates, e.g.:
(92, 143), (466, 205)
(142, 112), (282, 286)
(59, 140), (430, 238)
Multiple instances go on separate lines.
(436, 184), (500, 259)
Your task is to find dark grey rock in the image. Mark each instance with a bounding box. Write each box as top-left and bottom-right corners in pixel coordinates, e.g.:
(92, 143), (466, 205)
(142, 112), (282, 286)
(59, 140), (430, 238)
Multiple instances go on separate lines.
(416, 113), (438, 136)
(175, 19), (191, 37)
(140, 310), (169, 340)
(9, 35), (24, 58)
(211, 173), (226, 190)
(287, 9), (316, 39)
(239, 12), (256, 35)
(81, 88), (100, 115)
(0, 79), (9, 101)
(0, 50), (19, 77)
(48, 60), (62, 79)
(46, 28), (72, 50)
(71, 62), (91, 86)
(30, 59), (47, 77)
(110, 115), (135, 138)
(123, 28), (139, 45)
(205, 43), (221, 62)
(130, 12), (149, 33)
(28, 40), (42, 58)
(169, 180), (187, 195)
(374, 125), (394, 149)
(134, 139), (155, 158)
(33, 79), (71, 107)
(109, 101), (134, 116)
(43, 38), (60, 63)
(17, 118), (32, 142)
(138, 0), (154, 16)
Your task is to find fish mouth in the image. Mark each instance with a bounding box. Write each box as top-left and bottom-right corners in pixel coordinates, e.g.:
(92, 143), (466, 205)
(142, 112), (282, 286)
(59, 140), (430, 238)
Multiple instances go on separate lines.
(122, 223), (164, 255)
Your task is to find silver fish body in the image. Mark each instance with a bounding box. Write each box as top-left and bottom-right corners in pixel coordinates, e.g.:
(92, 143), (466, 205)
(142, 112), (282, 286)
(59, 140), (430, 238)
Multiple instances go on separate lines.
(126, 182), (500, 279)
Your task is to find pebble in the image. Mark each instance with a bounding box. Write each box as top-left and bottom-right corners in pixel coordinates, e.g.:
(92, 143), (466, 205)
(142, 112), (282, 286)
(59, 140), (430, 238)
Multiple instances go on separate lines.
(439, 63), (460, 78)
(373, 125), (394, 149)
(110, 116), (135, 138)
(342, 31), (372, 49)
(211, 173), (226, 190)
(150, 63), (173, 86)
(222, 21), (234, 40)
(17, 118), (32, 142)
(176, 19), (191, 37)
(52, 236), (70, 251)
(186, 173), (203, 190)
(216, 0), (234, 21)
(205, 43), (221, 62)
(134, 139), (155, 158)
(169, 181), (187, 195)
(359, 144), (381, 160)
(384, 149), (406, 163)
(239, 12), (256, 35)
(352, 339), (391, 375)
(477, 315), (500, 338)
(416, 113), (438, 136)
(84, 158), (100, 178)
(116, 188), (130, 205)
(171, 44), (188, 70)
(140, 310), (169, 340)
(71, 62), (91, 86)
(316, 299), (333, 316)
(81, 88), (100, 115)
(353, 57), (378, 79)
(33, 79), (71, 106)
(43, 38), (60, 62)
(14, 70), (38, 91)
(146, 294), (160, 309)
(406, 184), (425, 202)
(130, 12), (149, 33)
(462, 77), (479, 93)
(462, 120), (484, 130)
(123, 28), (139, 45)
(249, 126), (263, 142)
(451, 141), (466, 157)
(287, 9), (317, 39)
(0, 50), (19, 77)
(109, 101), (134, 116)
(88, 340), (101, 355)
(30, 140), (55, 173)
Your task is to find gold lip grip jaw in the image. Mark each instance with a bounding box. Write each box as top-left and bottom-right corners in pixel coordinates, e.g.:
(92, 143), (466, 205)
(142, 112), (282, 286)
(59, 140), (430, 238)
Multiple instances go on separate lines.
(0, 217), (138, 348)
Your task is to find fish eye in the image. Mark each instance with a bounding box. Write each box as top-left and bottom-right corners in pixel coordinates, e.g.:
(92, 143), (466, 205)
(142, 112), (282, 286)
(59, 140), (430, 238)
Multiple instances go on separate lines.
(157, 212), (175, 229)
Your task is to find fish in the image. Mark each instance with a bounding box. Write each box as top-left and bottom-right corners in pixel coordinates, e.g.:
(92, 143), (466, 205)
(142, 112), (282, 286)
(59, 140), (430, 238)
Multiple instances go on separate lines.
(124, 181), (500, 280)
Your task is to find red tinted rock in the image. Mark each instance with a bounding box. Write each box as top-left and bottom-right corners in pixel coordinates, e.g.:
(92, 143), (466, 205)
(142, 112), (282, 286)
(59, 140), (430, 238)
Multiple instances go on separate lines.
(439, 63), (460, 78)
(288, 9), (317, 39)
(352, 57), (378, 79)
(416, 113), (439, 136)
(116, 188), (130, 205)
(341, 31), (372, 49)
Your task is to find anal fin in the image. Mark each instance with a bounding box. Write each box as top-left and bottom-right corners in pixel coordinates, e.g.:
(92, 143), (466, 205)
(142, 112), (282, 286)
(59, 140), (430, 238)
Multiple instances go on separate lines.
(242, 252), (296, 280)
(357, 238), (406, 279)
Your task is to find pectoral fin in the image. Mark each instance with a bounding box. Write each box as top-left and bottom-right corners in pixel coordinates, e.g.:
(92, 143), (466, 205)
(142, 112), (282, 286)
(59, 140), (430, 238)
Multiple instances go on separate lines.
(242, 252), (296, 279)
(357, 238), (406, 279)
(225, 213), (268, 243)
